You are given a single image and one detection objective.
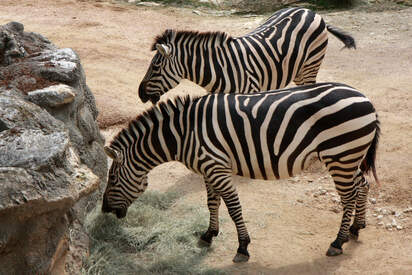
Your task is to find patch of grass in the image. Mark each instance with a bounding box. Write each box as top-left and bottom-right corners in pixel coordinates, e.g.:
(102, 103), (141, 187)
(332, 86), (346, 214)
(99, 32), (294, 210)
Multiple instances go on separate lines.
(83, 191), (226, 275)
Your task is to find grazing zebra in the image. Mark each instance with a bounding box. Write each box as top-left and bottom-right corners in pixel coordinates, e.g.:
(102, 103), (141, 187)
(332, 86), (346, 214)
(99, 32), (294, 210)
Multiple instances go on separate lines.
(103, 82), (379, 262)
(138, 7), (356, 104)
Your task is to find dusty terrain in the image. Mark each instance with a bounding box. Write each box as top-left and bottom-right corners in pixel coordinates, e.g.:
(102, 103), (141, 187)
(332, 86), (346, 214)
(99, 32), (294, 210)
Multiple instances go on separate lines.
(1, 0), (411, 274)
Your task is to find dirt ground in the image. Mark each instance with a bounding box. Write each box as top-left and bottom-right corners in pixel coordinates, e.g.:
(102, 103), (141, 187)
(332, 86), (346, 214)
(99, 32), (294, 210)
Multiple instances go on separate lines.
(1, 0), (411, 274)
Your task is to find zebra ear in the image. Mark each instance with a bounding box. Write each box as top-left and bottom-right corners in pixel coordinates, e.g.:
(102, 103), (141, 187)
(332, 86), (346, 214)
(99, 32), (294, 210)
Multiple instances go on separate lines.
(156, 43), (171, 57)
(104, 146), (122, 163)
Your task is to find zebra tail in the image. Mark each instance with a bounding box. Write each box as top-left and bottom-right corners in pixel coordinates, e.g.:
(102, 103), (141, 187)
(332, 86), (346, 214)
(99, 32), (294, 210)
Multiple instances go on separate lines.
(361, 118), (381, 186)
(326, 25), (356, 49)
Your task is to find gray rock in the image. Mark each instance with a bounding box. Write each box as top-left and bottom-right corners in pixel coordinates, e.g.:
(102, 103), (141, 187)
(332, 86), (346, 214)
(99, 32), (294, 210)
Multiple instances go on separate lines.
(27, 84), (76, 107)
(0, 21), (107, 274)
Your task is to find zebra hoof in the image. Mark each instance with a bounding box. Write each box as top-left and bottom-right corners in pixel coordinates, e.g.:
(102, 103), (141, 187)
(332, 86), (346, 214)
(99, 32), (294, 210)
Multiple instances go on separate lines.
(198, 238), (212, 247)
(349, 232), (359, 241)
(233, 252), (249, 263)
(326, 246), (342, 256)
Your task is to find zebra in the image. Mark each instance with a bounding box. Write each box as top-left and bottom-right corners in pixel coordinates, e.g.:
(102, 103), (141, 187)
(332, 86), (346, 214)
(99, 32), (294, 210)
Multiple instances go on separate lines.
(103, 82), (379, 262)
(138, 7), (356, 104)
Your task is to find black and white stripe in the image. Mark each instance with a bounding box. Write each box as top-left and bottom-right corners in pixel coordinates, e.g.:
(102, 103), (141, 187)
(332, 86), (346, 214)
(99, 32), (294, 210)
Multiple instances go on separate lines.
(103, 82), (379, 262)
(138, 7), (355, 104)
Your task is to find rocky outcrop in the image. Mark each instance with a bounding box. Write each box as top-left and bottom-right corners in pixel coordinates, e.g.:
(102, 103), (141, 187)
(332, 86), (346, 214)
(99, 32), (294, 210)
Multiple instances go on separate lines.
(0, 22), (107, 274)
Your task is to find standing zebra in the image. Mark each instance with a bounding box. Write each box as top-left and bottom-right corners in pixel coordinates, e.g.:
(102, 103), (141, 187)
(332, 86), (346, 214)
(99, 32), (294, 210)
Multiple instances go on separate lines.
(103, 83), (379, 262)
(138, 7), (355, 104)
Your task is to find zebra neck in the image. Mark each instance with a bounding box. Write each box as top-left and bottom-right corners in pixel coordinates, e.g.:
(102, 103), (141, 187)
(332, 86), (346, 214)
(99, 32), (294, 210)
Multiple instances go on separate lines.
(180, 35), (235, 92)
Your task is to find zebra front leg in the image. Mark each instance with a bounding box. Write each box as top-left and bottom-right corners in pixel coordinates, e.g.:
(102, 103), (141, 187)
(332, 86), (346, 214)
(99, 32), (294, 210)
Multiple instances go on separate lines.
(350, 172), (370, 240)
(327, 192), (356, 256)
(221, 190), (251, 262)
(199, 181), (221, 246)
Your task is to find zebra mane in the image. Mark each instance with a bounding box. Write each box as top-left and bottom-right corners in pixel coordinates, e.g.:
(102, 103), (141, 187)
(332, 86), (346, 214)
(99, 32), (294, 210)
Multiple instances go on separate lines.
(151, 29), (233, 50)
(110, 95), (197, 148)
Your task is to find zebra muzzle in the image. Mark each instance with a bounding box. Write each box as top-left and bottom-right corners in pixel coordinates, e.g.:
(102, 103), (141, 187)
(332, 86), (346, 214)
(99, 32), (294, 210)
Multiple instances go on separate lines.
(102, 198), (127, 218)
(102, 204), (127, 219)
(115, 208), (127, 219)
(138, 81), (150, 103)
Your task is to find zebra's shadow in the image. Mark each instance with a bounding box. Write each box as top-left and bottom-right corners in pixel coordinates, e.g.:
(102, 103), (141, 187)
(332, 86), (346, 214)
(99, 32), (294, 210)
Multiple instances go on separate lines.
(219, 240), (361, 274)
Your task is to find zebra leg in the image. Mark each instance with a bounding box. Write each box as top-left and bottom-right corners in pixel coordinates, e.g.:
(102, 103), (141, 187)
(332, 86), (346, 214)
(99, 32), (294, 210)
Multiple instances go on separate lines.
(350, 171), (370, 240)
(327, 180), (357, 256)
(207, 174), (250, 262)
(221, 190), (251, 263)
(199, 181), (221, 246)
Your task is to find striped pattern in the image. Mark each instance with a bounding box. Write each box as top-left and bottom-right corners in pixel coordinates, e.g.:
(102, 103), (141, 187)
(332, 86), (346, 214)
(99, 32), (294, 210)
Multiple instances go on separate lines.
(103, 83), (379, 261)
(138, 7), (355, 103)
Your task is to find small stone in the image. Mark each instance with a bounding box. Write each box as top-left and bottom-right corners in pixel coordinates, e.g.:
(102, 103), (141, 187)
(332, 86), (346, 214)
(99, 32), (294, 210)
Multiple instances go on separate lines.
(381, 208), (390, 215)
(369, 198), (376, 204)
(377, 215), (383, 220)
(331, 197), (340, 203)
(331, 208), (340, 213)
(403, 207), (412, 213)
(297, 199), (303, 203)
(373, 213), (377, 217)
(396, 225), (403, 230)
(136, 1), (161, 6)
(377, 221), (384, 226)
(386, 223), (392, 229)
(391, 219), (397, 227)
(394, 211), (401, 217)
(319, 189), (327, 195)
(193, 10), (201, 15)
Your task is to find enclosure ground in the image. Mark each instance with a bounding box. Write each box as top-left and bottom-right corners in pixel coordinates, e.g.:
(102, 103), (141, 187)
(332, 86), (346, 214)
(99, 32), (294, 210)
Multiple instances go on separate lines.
(1, 1), (411, 274)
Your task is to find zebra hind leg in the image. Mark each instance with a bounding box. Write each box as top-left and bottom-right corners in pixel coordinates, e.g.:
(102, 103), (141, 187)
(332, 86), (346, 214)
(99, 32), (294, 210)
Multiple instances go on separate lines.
(199, 181), (221, 247)
(326, 175), (357, 256)
(349, 171), (370, 241)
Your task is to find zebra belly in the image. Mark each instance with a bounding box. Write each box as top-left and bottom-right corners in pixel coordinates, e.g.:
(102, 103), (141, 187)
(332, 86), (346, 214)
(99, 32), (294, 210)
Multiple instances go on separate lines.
(230, 150), (320, 180)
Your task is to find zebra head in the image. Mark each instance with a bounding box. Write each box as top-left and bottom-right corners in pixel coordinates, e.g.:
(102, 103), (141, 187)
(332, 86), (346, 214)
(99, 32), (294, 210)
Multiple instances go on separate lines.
(102, 146), (148, 218)
(139, 30), (182, 104)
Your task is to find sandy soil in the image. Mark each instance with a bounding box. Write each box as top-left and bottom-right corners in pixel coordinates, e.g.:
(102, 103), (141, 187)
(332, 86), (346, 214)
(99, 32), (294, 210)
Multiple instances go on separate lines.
(1, 1), (411, 274)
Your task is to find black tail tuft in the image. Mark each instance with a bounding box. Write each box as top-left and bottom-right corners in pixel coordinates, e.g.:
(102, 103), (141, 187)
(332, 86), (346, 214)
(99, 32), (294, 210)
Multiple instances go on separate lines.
(327, 25), (356, 49)
(361, 117), (380, 184)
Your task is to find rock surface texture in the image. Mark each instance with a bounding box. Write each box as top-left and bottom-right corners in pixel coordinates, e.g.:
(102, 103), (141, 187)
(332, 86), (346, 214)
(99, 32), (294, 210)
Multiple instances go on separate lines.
(0, 22), (107, 274)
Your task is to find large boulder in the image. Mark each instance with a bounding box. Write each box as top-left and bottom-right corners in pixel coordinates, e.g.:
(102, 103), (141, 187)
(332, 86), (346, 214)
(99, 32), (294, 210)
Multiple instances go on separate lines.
(0, 22), (107, 274)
